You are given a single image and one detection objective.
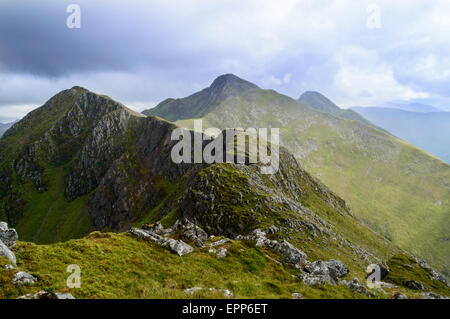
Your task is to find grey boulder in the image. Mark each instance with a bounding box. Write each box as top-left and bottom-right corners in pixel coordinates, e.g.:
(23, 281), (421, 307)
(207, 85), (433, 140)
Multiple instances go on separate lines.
(177, 219), (208, 247)
(304, 260), (349, 282)
(301, 259), (349, 285)
(129, 228), (194, 256)
(342, 277), (369, 296)
(0, 222), (18, 249)
(165, 238), (194, 256)
(0, 239), (16, 265)
(12, 271), (37, 285)
(275, 240), (307, 265)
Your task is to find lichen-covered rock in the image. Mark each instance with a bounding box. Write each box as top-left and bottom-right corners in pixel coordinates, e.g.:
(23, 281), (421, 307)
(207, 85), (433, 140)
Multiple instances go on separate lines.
(275, 240), (307, 265)
(299, 272), (330, 286)
(0, 222), (18, 249)
(128, 228), (193, 256)
(0, 239), (16, 265)
(304, 260), (348, 281)
(175, 219), (208, 247)
(324, 259), (349, 280)
(12, 271), (37, 285)
(342, 277), (369, 296)
(301, 259), (349, 285)
(166, 238), (194, 256)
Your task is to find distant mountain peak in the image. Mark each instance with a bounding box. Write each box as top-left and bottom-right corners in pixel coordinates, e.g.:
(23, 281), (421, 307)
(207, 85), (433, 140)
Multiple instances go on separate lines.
(209, 73), (259, 93)
(298, 91), (340, 111)
(298, 91), (379, 129)
(142, 74), (260, 121)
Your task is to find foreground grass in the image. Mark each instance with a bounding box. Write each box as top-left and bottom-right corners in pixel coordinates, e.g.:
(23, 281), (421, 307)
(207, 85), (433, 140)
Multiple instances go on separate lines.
(1, 232), (371, 299)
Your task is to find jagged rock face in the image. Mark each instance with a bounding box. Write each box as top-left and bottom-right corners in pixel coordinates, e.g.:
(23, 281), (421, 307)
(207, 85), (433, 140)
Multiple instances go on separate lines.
(0, 87), (204, 235)
(86, 118), (204, 231)
(64, 92), (144, 200)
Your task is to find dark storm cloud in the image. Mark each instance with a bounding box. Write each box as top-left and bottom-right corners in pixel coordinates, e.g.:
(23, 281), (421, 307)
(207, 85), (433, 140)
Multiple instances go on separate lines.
(0, 0), (219, 77)
(1, 0), (450, 121)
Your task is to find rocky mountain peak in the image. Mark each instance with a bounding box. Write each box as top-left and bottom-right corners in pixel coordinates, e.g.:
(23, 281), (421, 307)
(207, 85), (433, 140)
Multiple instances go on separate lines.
(209, 74), (259, 94)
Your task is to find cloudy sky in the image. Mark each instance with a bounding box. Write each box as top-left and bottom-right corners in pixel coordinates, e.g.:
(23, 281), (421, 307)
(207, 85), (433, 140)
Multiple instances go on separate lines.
(1, 0), (450, 122)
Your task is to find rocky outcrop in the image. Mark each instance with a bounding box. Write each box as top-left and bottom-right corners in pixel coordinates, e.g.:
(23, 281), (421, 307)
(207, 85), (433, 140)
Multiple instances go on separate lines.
(143, 219), (209, 247)
(208, 238), (231, 247)
(405, 280), (425, 290)
(173, 219), (208, 247)
(342, 278), (369, 296)
(419, 260), (448, 286)
(300, 260), (349, 285)
(0, 222), (18, 249)
(0, 222), (17, 265)
(12, 271), (37, 285)
(0, 240), (16, 265)
(275, 241), (307, 266)
(129, 228), (193, 256)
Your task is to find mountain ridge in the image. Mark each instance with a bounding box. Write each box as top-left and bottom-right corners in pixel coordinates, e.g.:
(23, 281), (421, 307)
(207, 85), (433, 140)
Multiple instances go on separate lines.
(2, 85), (450, 300)
(298, 91), (380, 129)
(143, 74), (260, 121)
(141, 74), (450, 276)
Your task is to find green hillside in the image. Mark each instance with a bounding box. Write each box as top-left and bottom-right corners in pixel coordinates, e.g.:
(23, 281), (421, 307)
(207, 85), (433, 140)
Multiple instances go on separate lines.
(298, 91), (377, 129)
(1, 85), (448, 300)
(2, 232), (448, 299)
(144, 74), (450, 276)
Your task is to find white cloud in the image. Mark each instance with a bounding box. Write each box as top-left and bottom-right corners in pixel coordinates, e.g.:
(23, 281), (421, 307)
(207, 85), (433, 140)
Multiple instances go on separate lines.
(331, 46), (429, 107)
(0, 104), (38, 122)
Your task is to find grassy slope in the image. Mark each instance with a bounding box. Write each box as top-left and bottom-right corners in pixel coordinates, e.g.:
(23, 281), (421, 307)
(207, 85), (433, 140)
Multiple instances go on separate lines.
(1, 232), (447, 299)
(15, 166), (93, 243)
(0, 233), (365, 299)
(174, 89), (450, 276)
